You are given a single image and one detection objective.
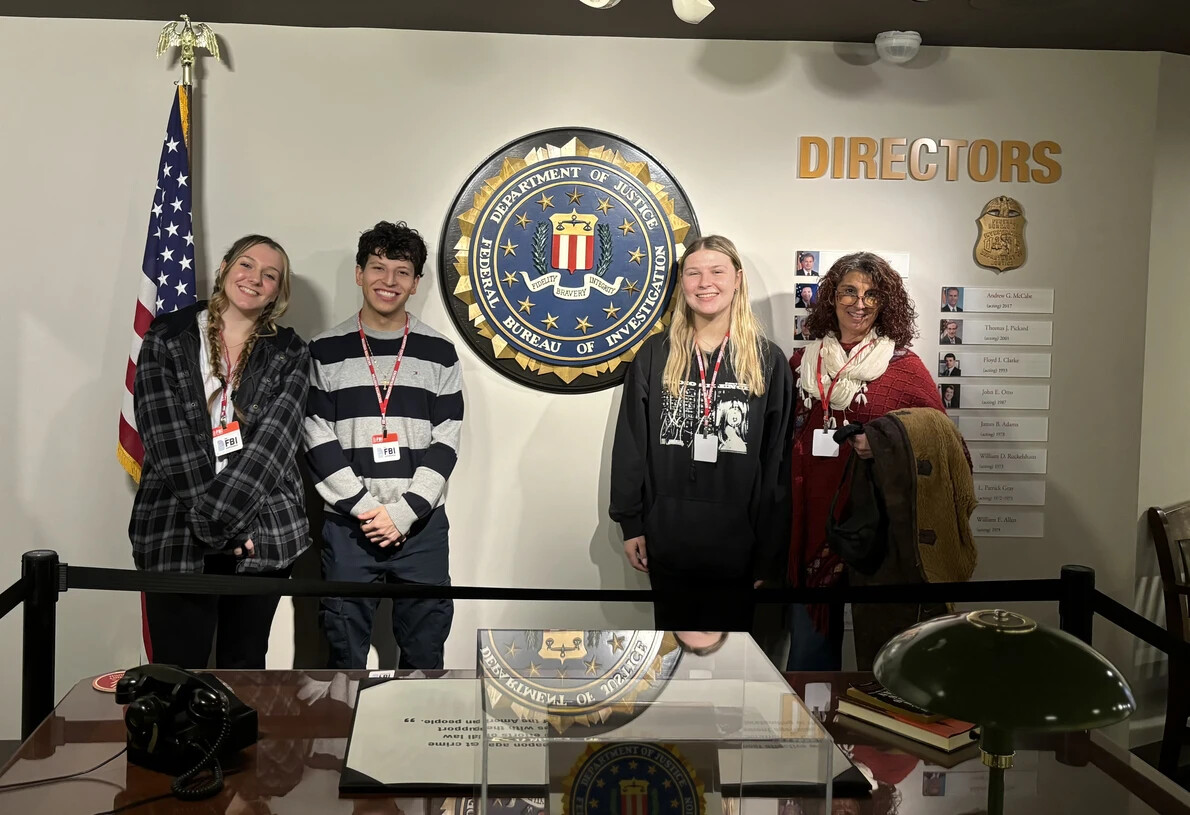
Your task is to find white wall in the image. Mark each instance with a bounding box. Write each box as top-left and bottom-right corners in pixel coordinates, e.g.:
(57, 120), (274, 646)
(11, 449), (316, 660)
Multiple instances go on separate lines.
(1138, 53), (1190, 547)
(0, 16), (1167, 739)
(1131, 52), (1190, 745)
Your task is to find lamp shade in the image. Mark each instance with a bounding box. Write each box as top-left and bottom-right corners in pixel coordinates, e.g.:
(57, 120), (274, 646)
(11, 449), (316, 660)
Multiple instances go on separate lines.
(874, 609), (1135, 757)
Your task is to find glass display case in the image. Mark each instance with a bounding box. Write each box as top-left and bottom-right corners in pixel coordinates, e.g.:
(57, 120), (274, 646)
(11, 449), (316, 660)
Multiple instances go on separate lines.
(475, 629), (861, 815)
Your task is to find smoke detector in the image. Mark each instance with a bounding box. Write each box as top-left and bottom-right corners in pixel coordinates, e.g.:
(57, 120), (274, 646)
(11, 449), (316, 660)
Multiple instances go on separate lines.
(875, 30), (922, 64)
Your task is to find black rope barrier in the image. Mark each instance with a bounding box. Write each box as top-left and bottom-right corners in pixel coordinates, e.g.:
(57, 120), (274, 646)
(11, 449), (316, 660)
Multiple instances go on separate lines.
(21, 551), (58, 742)
(1092, 591), (1190, 661)
(0, 577), (26, 621)
(13, 553), (1190, 754)
(62, 564), (1065, 606)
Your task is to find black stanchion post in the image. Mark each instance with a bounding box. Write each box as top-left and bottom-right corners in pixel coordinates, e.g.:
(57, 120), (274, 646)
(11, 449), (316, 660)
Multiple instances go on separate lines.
(1058, 564), (1095, 646)
(22, 550), (60, 741)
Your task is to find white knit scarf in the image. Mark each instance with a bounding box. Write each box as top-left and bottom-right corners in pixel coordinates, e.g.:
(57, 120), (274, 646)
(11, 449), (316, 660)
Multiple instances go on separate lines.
(798, 330), (896, 413)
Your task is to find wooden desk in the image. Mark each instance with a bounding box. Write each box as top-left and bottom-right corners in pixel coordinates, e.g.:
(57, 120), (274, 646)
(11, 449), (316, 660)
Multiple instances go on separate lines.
(1, 670), (1188, 814)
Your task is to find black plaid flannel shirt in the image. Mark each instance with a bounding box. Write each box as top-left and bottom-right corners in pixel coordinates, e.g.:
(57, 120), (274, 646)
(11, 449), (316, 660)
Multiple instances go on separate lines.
(130, 303), (311, 573)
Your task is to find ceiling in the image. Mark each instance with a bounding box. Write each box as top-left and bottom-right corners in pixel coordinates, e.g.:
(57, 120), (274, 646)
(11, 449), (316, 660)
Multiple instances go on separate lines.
(4, 0), (1190, 55)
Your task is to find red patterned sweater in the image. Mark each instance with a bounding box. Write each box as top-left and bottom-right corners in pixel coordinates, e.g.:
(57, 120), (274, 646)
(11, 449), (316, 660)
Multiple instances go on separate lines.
(787, 345), (947, 619)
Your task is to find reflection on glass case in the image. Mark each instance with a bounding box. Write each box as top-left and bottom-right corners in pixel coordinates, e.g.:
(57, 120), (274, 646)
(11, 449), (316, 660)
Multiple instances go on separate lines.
(477, 630), (865, 815)
(477, 629), (682, 734)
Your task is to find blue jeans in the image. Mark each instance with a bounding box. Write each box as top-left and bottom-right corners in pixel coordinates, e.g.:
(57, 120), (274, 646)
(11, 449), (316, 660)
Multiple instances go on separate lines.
(319, 506), (453, 670)
(785, 602), (844, 671)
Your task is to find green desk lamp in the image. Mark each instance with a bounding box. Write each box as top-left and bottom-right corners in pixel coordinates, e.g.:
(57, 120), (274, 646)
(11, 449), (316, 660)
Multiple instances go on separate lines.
(874, 609), (1136, 815)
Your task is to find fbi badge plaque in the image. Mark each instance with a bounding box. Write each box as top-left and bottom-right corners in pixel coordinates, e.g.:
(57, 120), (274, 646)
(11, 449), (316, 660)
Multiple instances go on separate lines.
(974, 195), (1027, 272)
(440, 129), (698, 392)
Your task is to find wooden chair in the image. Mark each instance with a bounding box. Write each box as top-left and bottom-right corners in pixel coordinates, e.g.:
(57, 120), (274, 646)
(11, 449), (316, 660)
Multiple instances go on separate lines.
(1147, 502), (1190, 778)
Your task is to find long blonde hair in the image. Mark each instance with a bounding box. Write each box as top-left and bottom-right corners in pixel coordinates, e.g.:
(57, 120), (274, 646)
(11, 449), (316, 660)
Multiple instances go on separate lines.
(662, 235), (768, 398)
(205, 235), (292, 416)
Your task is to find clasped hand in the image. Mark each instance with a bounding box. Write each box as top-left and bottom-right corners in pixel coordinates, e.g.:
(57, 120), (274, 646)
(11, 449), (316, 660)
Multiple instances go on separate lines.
(359, 506), (405, 547)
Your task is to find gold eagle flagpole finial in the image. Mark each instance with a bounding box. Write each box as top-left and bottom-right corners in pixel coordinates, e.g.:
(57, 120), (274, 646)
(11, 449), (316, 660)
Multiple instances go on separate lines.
(156, 13), (221, 87)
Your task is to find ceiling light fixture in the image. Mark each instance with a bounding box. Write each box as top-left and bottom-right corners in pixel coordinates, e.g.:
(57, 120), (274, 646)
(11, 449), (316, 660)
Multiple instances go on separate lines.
(673, 0), (715, 24)
(576, 0), (715, 24)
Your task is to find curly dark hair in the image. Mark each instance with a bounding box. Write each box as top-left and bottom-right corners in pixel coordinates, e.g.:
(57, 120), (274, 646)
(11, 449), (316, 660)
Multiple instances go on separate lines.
(356, 220), (428, 277)
(802, 252), (918, 347)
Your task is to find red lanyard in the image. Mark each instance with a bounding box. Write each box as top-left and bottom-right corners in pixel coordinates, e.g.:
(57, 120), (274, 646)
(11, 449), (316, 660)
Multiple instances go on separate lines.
(816, 340), (874, 419)
(694, 333), (730, 422)
(358, 312), (410, 436)
(218, 338), (234, 428)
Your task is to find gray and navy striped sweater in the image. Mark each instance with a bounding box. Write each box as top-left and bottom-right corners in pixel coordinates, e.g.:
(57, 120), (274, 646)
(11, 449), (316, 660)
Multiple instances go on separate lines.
(302, 312), (463, 532)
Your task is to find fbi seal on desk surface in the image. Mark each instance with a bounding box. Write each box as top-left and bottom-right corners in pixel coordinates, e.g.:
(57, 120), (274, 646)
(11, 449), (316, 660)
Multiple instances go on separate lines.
(478, 629), (681, 733)
(439, 128), (698, 393)
(563, 743), (706, 815)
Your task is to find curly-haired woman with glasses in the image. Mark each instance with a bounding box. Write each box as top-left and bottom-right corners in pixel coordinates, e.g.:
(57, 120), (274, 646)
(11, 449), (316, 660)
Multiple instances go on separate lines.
(785, 252), (947, 671)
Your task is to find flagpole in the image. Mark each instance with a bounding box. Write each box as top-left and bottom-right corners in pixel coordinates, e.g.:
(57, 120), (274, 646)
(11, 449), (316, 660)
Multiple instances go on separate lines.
(120, 15), (224, 484)
(158, 13), (221, 306)
(157, 13), (221, 90)
(157, 14), (221, 152)
(119, 17), (222, 662)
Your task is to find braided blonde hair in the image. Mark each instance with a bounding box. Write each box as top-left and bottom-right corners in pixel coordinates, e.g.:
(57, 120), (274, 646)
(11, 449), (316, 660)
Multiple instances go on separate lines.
(205, 235), (292, 418)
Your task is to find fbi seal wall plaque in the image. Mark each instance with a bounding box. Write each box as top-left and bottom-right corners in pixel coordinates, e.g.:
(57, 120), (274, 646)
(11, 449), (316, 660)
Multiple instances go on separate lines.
(563, 743), (706, 815)
(479, 629), (681, 734)
(439, 129), (698, 393)
(974, 195), (1027, 272)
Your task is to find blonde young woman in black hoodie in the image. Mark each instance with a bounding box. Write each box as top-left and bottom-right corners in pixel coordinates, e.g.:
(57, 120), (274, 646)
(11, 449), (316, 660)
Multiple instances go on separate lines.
(610, 235), (794, 631)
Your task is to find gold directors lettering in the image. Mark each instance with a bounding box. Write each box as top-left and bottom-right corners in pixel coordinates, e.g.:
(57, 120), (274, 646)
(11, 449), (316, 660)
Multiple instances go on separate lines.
(798, 137), (1062, 183)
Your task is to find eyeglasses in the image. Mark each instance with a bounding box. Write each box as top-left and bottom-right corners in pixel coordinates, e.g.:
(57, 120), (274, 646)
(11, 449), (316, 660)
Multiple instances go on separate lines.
(836, 287), (882, 308)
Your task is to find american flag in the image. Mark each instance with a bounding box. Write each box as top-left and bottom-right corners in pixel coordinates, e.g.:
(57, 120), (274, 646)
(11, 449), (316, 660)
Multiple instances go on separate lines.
(117, 85), (199, 482)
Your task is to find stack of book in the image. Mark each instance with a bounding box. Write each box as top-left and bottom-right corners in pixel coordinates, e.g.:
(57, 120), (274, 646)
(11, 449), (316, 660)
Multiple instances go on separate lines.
(834, 680), (980, 762)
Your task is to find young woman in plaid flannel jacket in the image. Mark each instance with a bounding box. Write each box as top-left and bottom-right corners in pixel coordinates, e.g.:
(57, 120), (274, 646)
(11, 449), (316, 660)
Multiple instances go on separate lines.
(130, 235), (310, 670)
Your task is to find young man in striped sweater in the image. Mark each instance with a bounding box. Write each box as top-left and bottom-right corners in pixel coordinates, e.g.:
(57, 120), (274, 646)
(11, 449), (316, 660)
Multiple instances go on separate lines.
(303, 221), (464, 669)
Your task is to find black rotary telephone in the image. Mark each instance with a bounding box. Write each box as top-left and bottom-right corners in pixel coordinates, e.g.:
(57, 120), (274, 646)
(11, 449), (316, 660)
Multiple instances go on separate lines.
(115, 665), (258, 800)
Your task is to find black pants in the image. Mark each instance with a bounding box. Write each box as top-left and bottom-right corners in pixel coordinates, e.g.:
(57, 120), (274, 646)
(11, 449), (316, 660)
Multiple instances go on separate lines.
(647, 565), (755, 632)
(786, 601), (845, 671)
(144, 556), (292, 670)
(319, 507), (454, 670)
